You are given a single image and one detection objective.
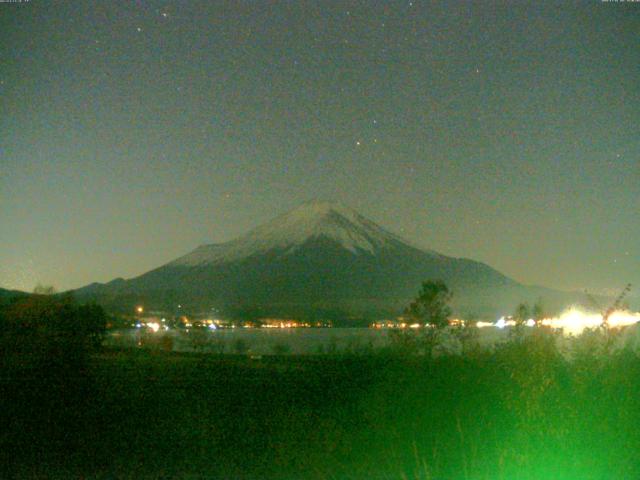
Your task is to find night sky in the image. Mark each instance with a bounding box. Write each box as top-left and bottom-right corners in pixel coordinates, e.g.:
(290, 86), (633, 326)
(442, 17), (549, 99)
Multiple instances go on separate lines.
(1, 1), (638, 296)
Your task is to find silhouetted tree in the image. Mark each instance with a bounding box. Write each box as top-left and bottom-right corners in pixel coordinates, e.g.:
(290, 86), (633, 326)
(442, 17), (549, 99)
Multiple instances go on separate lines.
(514, 302), (530, 326)
(33, 284), (56, 295)
(0, 295), (107, 474)
(511, 302), (530, 342)
(531, 300), (544, 326)
(400, 280), (453, 357)
(1, 294), (107, 363)
(405, 280), (453, 329)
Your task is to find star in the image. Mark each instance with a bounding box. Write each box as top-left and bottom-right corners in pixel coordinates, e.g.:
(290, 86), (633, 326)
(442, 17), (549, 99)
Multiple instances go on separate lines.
(136, 27), (142, 32)
(161, 12), (168, 18)
(356, 141), (361, 146)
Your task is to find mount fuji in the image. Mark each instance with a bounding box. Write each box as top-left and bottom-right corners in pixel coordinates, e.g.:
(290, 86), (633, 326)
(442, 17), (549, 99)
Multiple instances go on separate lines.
(72, 201), (583, 322)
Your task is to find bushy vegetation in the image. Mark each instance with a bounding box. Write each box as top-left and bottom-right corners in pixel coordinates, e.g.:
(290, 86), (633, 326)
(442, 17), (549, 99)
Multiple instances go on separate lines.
(0, 295), (106, 477)
(1, 294), (106, 361)
(2, 295), (640, 479)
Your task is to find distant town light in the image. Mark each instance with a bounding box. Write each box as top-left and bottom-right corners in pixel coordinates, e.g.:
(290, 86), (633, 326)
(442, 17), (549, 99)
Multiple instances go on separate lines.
(476, 321), (494, 328)
(136, 306), (144, 314)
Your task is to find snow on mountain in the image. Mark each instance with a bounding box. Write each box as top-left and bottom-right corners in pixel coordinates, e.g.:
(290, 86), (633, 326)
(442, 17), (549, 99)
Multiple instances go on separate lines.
(170, 200), (429, 267)
(71, 201), (597, 319)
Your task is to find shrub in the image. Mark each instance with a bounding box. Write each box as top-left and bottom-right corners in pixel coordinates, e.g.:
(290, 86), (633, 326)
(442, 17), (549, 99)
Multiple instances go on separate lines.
(272, 342), (292, 355)
(0, 294), (106, 365)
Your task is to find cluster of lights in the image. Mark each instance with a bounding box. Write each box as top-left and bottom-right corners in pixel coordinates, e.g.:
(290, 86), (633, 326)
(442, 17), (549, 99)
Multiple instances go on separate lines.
(541, 308), (640, 336)
(132, 306), (639, 337)
(480, 308), (640, 336)
(135, 321), (168, 332)
(370, 310), (640, 336)
(261, 320), (312, 328)
(371, 320), (461, 329)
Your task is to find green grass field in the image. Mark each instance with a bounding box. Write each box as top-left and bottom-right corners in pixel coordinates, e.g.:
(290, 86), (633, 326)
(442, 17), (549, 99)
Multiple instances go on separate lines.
(3, 332), (640, 479)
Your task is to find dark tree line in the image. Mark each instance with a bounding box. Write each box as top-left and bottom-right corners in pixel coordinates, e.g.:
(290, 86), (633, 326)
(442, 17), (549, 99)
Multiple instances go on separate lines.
(0, 293), (106, 362)
(0, 293), (107, 475)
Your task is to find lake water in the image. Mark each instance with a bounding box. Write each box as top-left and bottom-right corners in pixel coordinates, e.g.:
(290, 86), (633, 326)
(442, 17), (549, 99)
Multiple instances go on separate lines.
(106, 327), (402, 355)
(105, 325), (640, 355)
(102, 325), (640, 356)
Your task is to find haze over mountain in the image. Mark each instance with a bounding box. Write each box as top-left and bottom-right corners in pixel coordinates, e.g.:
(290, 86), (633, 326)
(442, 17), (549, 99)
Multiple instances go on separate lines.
(73, 201), (597, 323)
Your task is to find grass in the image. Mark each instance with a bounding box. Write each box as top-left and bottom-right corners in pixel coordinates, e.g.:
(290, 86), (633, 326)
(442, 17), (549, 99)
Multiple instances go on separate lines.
(2, 329), (640, 479)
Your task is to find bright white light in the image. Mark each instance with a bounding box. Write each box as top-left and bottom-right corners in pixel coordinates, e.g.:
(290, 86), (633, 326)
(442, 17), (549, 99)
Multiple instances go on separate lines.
(476, 321), (494, 328)
(147, 322), (160, 333)
(461, 309), (640, 335)
(208, 324), (217, 330)
(541, 308), (640, 336)
(608, 310), (640, 329)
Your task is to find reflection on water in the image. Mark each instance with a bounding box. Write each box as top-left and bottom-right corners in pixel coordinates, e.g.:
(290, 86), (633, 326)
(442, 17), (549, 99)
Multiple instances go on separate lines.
(105, 324), (640, 356)
(107, 328), (393, 355)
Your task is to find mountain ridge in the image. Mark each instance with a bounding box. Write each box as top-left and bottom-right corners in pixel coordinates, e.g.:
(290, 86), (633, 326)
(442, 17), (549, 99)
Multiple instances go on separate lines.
(71, 201), (594, 322)
(168, 200), (439, 267)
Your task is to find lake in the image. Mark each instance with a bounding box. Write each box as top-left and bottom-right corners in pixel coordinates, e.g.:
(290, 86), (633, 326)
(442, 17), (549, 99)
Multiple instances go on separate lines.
(102, 325), (640, 356)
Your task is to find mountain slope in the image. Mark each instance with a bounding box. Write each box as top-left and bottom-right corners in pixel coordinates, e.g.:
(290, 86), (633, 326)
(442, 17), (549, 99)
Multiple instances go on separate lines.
(72, 201), (578, 321)
(168, 201), (437, 266)
(0, 287), (31, 307)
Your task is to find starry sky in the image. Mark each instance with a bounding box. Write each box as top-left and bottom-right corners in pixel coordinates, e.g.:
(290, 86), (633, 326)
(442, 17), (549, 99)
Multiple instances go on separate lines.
(1, 0), (638, 296)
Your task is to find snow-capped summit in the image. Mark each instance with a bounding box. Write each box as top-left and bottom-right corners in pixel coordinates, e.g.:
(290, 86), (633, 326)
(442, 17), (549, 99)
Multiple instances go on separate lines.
(170, 200), (414, 266)
(73, 200), (531, 322)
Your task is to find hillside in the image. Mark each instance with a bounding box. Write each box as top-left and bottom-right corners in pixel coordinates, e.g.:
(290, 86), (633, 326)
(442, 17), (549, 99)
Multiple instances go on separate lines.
(72, 201), (594, 321)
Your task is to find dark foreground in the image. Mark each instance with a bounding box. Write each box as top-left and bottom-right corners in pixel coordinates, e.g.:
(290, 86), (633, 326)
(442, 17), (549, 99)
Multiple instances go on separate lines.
(2, 334), (640, 480)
